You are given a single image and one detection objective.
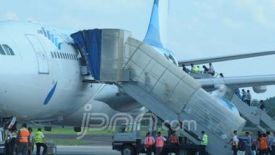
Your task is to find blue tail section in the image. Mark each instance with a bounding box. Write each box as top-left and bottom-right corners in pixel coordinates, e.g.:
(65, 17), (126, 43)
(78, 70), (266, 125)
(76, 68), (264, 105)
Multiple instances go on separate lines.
(144, 0), (169, 50)
(144, 0), (164, 48)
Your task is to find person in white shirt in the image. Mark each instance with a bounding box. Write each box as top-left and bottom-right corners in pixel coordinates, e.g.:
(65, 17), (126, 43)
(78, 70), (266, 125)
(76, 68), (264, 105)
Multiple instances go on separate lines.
(232, 130), (239, 155)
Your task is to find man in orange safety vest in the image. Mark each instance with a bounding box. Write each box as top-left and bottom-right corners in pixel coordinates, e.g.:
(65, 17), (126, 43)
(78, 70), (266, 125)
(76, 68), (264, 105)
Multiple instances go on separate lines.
(155, 132), (166, 155)
(17, 123), (30, 155)
(144, 132), (155, 155)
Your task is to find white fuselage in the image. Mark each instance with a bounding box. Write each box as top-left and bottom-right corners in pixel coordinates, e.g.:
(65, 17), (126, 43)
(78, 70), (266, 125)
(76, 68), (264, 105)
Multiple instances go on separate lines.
(0, 21), (136, 124)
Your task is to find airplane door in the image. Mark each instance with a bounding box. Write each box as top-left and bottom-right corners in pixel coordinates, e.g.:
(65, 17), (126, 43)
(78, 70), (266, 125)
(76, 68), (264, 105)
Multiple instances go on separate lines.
(25, 34), (49, 74)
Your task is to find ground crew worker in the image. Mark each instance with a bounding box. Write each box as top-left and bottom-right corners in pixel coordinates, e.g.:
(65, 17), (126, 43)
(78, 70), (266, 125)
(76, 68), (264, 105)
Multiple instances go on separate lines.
(5, 128), (17, 155)
(231, 130), (239, 155)
(169, 131), (179, 155)
(155, 132), (166, 155)
(28, 128), (34, 155)
(208, 63), (215, 75)
(17, 123), (30, 155)
(144, 132), (155, 155)
(244, 132), (252, 155)
(259, 134), (269, 155)
(200, 131), (208, 155)
(35, 128), (47, 155)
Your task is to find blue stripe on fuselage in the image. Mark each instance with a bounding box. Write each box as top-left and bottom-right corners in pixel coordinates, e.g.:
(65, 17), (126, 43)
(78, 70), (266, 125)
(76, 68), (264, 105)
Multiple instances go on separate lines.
(43, 82), (57, 105)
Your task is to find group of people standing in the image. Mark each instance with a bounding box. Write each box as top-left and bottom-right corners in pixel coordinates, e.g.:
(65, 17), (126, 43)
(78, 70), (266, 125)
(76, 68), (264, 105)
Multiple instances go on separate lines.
(182, 63), (215, 76)
(5, 123), (47, 155)
(144, 130), (208, 155)
(241, 89), (252, 106)
(231, 130), (275, 155)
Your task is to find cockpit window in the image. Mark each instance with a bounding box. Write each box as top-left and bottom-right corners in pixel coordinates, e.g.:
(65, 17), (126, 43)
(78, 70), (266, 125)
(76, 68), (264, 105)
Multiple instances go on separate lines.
(0, 45), (5, 55)
(2, 44), (15, 55)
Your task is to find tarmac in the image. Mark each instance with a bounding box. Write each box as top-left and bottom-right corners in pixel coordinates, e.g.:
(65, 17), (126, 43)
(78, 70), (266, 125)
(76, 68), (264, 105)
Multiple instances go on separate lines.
(55, 146), (120, 155)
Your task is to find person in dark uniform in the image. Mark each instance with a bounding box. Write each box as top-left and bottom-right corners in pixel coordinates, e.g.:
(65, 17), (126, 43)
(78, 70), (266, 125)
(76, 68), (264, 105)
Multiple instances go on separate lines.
(169, 131), (179, 155)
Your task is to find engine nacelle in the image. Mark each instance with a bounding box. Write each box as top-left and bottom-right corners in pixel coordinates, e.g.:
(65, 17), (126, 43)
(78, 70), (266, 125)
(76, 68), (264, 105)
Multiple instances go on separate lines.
(253, 86), (267, 93)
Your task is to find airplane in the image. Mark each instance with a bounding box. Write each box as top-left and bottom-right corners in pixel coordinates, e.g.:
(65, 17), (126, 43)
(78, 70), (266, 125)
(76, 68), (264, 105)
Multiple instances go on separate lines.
(0, 0), (274, 149)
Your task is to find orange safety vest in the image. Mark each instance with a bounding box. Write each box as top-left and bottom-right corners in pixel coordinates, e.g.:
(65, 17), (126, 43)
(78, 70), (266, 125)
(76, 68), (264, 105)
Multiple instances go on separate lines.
(156, 136), (165, 148)
(259, 137), (268, 150)
(18, 128), (30, 143)
(170, 135), (179, 144)
(145, 136), (154, 148)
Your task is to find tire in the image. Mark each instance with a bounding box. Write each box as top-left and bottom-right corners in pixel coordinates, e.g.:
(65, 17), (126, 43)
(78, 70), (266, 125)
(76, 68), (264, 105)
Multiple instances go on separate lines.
(121, 145), (136, 155)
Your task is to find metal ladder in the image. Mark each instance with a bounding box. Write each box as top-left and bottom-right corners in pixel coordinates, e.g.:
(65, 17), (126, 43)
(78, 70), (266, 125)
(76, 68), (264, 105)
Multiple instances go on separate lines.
(71, 29), (247, 155)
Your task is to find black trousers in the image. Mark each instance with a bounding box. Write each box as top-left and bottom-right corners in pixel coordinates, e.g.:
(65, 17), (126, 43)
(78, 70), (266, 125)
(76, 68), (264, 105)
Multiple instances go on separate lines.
(170, 144), (179, 155)
(5, 138), (16, 155)
(232, 145), (238, 155)
(146, 146), (153, 155)
(259, 149), (268, 155)
(16, 143), (28, 155)
(36, 143), (47, 155)
(200, 145), (208, 155)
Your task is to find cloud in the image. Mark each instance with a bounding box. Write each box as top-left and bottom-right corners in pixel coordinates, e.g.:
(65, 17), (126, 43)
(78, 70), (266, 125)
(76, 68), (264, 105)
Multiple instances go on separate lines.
(1, 11), (19, 21)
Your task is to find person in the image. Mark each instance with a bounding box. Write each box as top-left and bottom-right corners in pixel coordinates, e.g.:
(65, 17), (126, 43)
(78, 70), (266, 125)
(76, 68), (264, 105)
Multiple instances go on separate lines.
(144, 132), (155, 155)
(178, 122), (185, 144)
(208, 63), (215, 76)
(155, 131), (166, 155)
(241, 89), (247, 102)
(232, 130), (239, 155)
(246, 90), (251, 106)
(169, 131), (179, 155)
(203, 65), (209, 74)
(271, 131), (275, 155)
(34, 128), (47, 155)
(28, 128), (34, 155)
(5, 128), (17, 155)
(17, 123), (30, 155)
(235, 88), (241, 99)
(182, 64), (190, 73)
(266, 131), (273, 155)
(260, 100), (265, 111)
(259, 134), (269, 155)
(200, 131), (208, 155)
(243, 132), (252, 155)
(251, 140), (257, 155)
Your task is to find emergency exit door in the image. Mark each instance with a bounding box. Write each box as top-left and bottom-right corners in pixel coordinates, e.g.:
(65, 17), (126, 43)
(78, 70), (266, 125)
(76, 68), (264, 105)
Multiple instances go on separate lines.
(26, 34), (49, 74)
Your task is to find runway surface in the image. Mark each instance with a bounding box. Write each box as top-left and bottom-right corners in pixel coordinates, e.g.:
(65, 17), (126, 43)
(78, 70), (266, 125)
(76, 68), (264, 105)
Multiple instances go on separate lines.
(57, 146), (120, 155)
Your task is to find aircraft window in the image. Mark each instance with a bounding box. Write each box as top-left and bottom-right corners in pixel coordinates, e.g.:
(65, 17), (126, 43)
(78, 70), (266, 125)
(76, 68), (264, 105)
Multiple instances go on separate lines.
(69, 54), (72, 60)
(57, 52), (61, 59)
(0, 45), (5, 55)
(2, 44), (15, 55)
(54, 52), (57, 58)
(51, 52), (54, 58)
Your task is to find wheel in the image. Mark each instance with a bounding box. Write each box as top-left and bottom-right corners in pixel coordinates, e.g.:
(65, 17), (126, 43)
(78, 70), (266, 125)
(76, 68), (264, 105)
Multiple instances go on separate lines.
(121, 145), (136, 155)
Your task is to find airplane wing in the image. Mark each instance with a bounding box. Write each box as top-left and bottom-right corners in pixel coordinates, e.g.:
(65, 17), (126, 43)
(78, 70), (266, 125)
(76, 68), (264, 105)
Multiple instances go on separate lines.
(198, 74), (275, 90)
(178, 50), (275, 66)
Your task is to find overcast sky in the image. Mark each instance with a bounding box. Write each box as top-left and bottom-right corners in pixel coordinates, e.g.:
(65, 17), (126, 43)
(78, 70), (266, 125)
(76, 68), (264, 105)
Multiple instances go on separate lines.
(1, 0), (275, 100)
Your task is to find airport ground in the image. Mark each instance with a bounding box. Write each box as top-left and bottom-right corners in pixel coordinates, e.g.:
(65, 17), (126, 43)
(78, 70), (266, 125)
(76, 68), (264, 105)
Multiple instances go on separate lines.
(43, 127), (118, 154)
